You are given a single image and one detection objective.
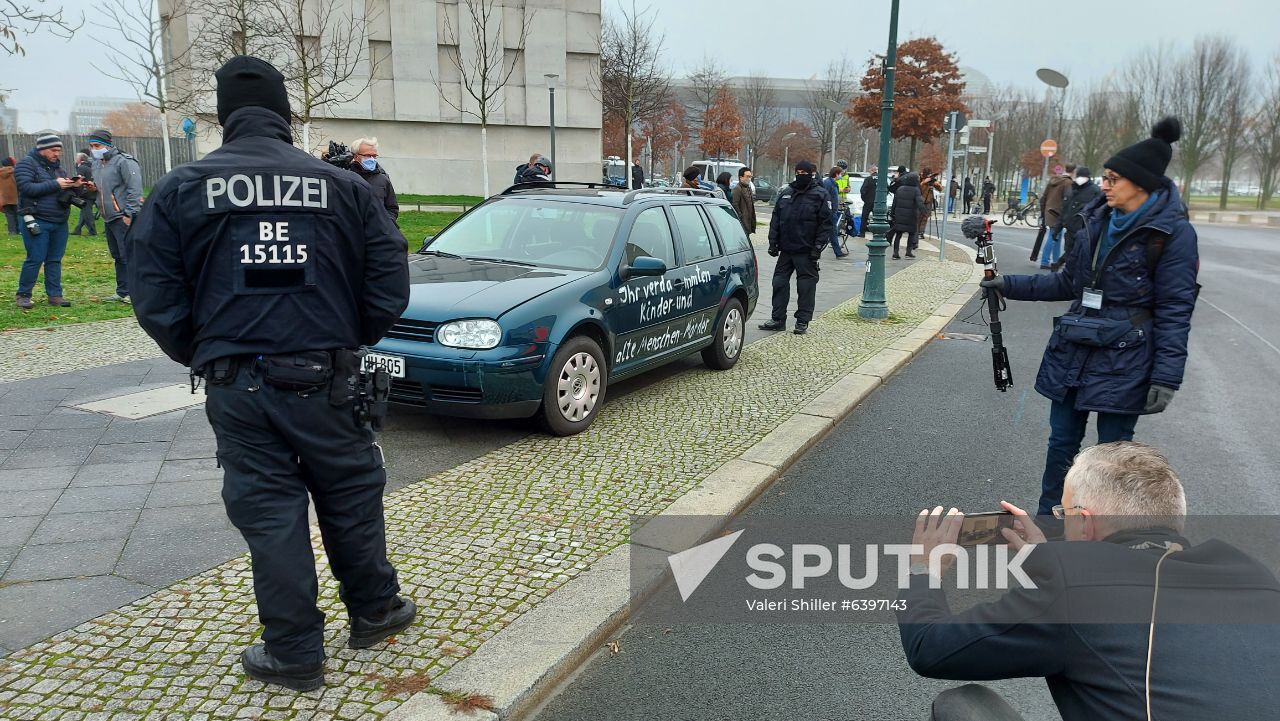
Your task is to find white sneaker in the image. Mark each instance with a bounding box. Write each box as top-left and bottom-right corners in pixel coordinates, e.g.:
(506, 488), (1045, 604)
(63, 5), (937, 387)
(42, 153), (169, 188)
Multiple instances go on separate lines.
(107, 293), (131, 304)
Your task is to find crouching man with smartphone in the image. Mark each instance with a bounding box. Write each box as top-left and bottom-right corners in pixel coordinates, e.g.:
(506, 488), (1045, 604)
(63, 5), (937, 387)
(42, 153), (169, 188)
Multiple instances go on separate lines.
(897, 442), (1280, 721)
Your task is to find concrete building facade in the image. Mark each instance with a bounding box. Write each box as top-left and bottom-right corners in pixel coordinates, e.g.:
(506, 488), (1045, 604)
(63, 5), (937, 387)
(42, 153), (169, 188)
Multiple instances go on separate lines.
(67, 97), (136, 136)
(163, 0), (601, 195)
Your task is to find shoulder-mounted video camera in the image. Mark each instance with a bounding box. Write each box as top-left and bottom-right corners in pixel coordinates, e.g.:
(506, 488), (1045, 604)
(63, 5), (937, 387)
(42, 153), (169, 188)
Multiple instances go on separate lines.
(323, 140), (354, 169)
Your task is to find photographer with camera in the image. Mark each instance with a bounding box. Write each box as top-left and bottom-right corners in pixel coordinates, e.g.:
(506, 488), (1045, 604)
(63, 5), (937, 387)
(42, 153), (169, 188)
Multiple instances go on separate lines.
(87, 129), (142, 304)
(349, 138), (399, 222)
(71, 151), (98, 237)
(13, 134), (83, 309)
(898, 441), (1280, 721)
(980, 119), (1198, 519)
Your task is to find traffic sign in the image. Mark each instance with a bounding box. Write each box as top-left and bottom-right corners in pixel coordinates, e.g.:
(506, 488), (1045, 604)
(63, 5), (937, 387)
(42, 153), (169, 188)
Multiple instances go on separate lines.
(967, 146), (987, 153)
(1041, 139), (1057, 157)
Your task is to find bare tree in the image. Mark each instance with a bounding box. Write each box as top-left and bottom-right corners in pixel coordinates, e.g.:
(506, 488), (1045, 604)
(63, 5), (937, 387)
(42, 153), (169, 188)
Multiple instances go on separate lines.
(737, 72), (778, 167)
(436, 0), (533, 196)
(1121, 40), (1180, 132)
(806, 57), (857, 168)
(597, 0), (669, 188)
(683, 55), (726, 146)
(94, 0), (201, 172)
(1249, 55), (1280, 209)
(1169, 36), (1233, 194)
(1072, 81), (1120, 174)
(267, 0), (380, 153)
(186, 0), (284, 110)
(1215, 48), (1252, 209)
(2, 0), (80, 56)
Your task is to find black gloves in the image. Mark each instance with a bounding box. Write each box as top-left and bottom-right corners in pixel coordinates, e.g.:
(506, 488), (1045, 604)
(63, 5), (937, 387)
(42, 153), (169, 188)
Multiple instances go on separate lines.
(979, 277), (1005, 291)
(768, 248), (779, 257)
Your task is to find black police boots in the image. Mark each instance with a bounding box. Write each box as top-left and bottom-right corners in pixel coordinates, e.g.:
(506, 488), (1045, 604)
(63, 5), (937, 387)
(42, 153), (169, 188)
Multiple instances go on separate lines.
(758, 319), (786, 331)
(349, 595), (417, 649)
(241, 644), (325, 691)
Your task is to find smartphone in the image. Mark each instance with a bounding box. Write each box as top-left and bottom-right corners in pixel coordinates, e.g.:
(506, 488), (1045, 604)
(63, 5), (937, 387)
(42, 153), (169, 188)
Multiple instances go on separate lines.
(957, 510), (1015, 546)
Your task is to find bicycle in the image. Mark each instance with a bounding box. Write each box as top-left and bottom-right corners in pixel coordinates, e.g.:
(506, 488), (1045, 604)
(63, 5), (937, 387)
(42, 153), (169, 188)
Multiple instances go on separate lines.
(1002, 192), (1041, 227)
(836, 202), (859, 255)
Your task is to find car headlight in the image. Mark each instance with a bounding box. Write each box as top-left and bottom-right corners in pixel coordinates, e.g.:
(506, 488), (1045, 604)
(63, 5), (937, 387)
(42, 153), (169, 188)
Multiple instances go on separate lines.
(437, 319), (502, 349)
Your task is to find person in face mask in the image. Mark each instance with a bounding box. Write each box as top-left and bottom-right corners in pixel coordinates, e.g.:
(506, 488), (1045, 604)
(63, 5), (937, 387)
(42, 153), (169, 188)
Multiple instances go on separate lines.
(759, 160), (832, 335)
(350, 137), (399, 222)
(1051, 166), (1103, 271)
(87, 128), (139, 303)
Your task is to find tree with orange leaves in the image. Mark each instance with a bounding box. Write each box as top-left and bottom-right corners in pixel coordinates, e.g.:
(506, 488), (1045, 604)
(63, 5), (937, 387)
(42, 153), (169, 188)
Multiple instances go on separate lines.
(101, 102), (165, 137)
(698, 85), (742, 159)
(849, 37), (966, 168)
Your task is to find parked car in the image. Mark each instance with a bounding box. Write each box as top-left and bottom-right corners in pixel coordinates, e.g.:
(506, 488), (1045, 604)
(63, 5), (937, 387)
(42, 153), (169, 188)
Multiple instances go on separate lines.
(368, 184), (760, 435)
(751, 177), (777, 203)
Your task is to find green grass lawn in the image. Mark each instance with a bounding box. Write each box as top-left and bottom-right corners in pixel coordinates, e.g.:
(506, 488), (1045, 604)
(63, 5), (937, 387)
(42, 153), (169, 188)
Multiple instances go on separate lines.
(1186, 195), (1279, 211)
(396, 194), (483, 206)
(0, 227), (137, 331)
(398, 211), (462, 248)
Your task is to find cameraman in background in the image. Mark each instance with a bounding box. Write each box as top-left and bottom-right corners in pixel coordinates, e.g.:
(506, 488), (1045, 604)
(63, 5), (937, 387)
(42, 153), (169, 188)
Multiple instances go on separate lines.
(13, 134), (85, 309)
(71, 150), (98, 237)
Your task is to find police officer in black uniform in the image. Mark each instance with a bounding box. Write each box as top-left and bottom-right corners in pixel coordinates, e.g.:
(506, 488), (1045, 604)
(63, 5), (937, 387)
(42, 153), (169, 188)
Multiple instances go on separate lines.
(128, 56), (413, 691)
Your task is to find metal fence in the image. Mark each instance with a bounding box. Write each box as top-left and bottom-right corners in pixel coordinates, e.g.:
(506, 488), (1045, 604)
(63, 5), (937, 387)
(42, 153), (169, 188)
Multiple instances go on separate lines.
(0, 134), (198, 188)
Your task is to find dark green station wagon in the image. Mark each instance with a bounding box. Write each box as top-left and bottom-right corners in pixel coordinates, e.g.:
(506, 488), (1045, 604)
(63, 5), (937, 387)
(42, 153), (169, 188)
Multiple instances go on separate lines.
(367, 184), (759, 435)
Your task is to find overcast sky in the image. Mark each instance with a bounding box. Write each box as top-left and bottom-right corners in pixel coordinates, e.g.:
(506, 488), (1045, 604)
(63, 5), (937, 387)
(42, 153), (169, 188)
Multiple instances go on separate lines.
(1, 0), (1275, 132)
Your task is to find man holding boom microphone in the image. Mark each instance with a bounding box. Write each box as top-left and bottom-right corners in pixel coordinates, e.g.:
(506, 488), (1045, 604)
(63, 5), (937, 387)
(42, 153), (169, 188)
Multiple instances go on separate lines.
(979, 118), (1199, 518)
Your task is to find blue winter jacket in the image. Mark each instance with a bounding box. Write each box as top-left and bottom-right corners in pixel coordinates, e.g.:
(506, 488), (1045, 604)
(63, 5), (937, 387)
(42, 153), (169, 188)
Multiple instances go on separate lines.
(1001, 180), (1198, 415)
(13, 148), (70, 222)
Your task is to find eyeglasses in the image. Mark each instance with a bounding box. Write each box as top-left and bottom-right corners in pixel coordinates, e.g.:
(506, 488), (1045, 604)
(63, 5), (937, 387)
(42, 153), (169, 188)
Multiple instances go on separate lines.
(355, 151), (378, 159)
(1051, 504), (1086, 520)
(1100, 173), (1123, 186)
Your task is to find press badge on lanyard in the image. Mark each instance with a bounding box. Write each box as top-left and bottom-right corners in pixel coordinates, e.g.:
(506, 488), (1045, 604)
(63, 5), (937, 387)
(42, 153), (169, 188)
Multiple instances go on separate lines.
(1082, 287), (1104, 310)
(232, 215), (316, 295)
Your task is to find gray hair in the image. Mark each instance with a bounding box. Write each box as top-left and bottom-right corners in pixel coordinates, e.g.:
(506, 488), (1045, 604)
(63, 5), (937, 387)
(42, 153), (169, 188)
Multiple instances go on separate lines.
(351, 137), (378, 152)
(1066, 442), (1187, 533)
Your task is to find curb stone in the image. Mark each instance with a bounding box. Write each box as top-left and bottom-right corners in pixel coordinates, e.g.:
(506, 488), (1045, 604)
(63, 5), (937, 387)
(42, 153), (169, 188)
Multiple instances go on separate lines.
(389, 243), (985, 721)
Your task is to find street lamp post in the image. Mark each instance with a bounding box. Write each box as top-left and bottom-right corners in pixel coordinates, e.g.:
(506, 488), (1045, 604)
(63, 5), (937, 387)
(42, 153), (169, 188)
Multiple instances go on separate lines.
(858, 0), (900, 320)
(820, 98), (845, 169)
(545, 73), (559, 181)
(1035, 68), (1069, 189)
(782, 131), (797, 184)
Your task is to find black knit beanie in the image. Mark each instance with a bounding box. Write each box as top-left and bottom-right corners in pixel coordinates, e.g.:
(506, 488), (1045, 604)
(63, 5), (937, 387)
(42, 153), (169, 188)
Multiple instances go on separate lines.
(1105, 117), (1181, 192)
(216, 56), (292, 126)
(794, 160), (817, 174)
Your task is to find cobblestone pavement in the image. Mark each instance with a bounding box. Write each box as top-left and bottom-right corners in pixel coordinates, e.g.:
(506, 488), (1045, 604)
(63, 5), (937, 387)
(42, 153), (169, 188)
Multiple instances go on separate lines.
(0, 258), (971, 720)
(0, 320), (164, 383)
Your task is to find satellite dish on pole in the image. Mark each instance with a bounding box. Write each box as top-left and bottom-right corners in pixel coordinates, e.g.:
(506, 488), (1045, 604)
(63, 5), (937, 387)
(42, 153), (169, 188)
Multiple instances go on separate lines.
(1036, 68), (1069, 89)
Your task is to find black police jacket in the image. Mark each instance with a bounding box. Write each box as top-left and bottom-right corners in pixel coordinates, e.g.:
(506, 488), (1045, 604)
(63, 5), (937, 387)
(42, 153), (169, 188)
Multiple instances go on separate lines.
(767, 180), (832, 254)
(128, 107), (410, 369)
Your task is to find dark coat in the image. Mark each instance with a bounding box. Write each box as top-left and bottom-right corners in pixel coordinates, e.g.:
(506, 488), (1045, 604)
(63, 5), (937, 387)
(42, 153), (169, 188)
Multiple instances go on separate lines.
(860, 174), (877, 207)
(731, 182), (756, 235)
(962, 178), (975, 201)
(1060, 180), (1102, 235)
(13, 148), (70, 222)
(632, 164), (645, 189)
(1042, 174), (1072, 228)
(352, 163), (399, 220)
(128, 107), (409, 369)
(768, 179), (832, 254)
(981, 179), (994, 198)
(898, 528), (1280, 721)
(890, 173), (924, 232)
(1001, 181), (1199, 415)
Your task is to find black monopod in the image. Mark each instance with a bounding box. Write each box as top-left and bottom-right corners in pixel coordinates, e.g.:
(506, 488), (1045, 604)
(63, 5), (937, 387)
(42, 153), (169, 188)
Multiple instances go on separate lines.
(960, 215), (1013, 391)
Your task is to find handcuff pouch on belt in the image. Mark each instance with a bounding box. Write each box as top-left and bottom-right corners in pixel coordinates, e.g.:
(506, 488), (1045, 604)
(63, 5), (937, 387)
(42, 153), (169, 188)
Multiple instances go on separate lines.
(256, 351), (333, 392)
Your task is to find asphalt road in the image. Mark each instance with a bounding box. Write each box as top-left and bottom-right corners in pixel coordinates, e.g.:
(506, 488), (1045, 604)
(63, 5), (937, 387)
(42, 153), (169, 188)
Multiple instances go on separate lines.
(532, 219), (1280, 721)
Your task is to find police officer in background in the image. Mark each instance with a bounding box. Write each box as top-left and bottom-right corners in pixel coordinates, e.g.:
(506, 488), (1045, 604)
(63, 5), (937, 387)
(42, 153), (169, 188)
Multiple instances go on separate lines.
(759, 160), (832, 335)
(128, 56), (413, 692)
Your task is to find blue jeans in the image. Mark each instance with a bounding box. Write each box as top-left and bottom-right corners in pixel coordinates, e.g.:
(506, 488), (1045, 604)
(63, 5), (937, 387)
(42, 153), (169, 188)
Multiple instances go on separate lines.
(18, 218), (69, 298)
(1039, 227), (1062, 266)
(1038, 388), (1139, 515)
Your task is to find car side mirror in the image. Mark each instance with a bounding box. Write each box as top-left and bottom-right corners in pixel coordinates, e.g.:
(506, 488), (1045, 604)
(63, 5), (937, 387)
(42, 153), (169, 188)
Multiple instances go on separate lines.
(622, 256), (667, 279)
(416, 235), (434, 253)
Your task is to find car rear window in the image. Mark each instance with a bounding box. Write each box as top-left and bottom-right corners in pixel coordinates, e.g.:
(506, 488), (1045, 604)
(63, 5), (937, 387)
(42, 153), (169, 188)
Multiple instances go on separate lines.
(706, 204), (752, 254)
(427, 199), (623, 271)
(671, 204), (717, 264)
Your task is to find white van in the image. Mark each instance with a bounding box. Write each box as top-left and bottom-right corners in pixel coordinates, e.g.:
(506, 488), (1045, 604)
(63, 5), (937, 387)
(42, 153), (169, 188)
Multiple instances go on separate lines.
(689, 159), (746, 187)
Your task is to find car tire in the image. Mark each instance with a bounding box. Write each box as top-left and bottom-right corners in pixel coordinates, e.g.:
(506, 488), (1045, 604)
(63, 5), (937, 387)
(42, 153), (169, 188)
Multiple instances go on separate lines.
(539, 335), (608, 436)
(701, 297), (746, 371)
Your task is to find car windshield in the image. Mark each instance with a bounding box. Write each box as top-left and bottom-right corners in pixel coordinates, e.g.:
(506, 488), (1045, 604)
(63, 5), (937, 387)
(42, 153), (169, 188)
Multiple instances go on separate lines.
(426, 199), (624, 271)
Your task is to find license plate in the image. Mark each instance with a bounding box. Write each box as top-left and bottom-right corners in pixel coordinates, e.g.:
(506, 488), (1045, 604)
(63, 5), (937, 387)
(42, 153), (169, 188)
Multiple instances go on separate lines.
(362, 352), (405, 378)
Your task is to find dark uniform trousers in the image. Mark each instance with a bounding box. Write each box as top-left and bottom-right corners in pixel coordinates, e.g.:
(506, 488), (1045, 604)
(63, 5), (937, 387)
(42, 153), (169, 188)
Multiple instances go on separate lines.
(771, 252), (819, 323)
(206, 362), (399, 666)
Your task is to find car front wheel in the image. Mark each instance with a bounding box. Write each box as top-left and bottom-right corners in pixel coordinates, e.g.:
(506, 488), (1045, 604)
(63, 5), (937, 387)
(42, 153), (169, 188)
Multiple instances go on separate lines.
(540, 335), (607, 436)
(702, 297), (745, 370)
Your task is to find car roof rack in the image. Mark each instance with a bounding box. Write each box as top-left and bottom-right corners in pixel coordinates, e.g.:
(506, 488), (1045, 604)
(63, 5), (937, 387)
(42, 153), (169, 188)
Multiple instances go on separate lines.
(500, 181), (620, 195)
(622, 187), (717, 204)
